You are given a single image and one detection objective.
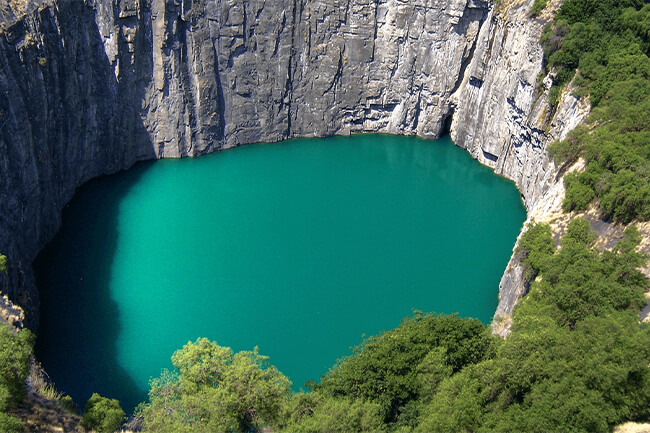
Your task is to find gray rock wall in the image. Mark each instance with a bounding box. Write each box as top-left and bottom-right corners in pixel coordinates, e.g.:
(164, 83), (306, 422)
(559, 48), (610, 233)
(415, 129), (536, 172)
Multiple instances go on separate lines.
(449, 0), (590, 332)
(0, 0), (587, 327)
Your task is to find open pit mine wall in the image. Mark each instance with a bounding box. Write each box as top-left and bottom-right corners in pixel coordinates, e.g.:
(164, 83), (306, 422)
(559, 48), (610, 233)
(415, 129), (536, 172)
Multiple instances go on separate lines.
(0, 0), (587, 327)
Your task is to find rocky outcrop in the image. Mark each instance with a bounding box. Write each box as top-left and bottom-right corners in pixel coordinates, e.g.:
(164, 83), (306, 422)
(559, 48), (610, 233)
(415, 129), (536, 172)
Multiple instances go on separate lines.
(0, 0), (587, 327)
(0, 292), (24, 328)
(448, 0), (591, 332)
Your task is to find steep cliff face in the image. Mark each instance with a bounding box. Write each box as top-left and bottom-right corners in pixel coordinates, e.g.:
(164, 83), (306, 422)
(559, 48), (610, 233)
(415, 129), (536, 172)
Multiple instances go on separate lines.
(448, 0), (590, 331)
(0, 1), (153, 318)
(0, 0), (586, 326)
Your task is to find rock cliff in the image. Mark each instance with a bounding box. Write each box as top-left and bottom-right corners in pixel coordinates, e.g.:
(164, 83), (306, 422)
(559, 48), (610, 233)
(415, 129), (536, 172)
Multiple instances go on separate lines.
(0, 0), (587, 327)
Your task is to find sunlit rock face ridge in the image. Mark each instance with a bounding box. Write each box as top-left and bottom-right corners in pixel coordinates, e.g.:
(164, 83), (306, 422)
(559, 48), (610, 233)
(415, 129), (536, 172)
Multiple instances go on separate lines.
(0, 0), (587, 325)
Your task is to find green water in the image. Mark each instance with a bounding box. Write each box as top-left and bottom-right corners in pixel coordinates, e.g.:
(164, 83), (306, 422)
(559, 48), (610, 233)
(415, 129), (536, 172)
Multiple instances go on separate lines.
(35, 135), (525, 412)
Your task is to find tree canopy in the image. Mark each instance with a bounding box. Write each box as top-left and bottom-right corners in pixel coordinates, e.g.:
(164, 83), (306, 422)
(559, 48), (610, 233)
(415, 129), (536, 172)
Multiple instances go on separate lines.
(141, 338), (291, 432)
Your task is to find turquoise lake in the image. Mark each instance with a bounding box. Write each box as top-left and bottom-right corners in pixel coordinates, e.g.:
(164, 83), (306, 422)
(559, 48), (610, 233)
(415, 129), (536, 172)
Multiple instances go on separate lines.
(34, 135), (526, 412)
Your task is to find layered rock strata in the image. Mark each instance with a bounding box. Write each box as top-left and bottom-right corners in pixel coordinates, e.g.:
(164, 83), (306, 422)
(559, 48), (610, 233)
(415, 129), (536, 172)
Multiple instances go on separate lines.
(0, 0), (587, 327)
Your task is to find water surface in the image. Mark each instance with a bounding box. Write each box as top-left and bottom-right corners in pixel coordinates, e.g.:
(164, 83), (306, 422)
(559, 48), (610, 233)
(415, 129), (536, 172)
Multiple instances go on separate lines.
(35, 135), (526, 412)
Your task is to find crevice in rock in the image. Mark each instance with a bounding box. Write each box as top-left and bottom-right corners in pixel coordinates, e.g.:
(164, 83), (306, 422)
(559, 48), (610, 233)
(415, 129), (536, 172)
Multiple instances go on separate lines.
(469, 75), (483, 88)
(272, 12), (286, 57)
(284, 0), (299, 137)
(482, 149), (498, 162)
(448, 5), (490, 97)
(227, 40), (246, 68)
(211, 42), (226, 141)
(412, 87), (422, 130)
(370, 0), (378, 63)
(323, 47), (343, 97)
(242, 3), (248, 43)
(440, 104), (455, 136)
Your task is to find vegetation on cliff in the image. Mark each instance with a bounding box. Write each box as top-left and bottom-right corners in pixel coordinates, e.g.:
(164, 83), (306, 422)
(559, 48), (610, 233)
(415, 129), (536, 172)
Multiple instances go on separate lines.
(80, 393), (125, 433)
(541, 0), (650, 222)
(134, 219), (649, 433)
(0, 323), (33, 432)
(0, 318), (123, 432)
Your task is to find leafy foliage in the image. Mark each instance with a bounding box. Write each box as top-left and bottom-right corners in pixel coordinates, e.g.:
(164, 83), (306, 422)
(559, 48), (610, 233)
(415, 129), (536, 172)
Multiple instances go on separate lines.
(516, 219), (646, 327)
(479, 312), (650, 433)
(82, 393), (125, 433)
(311, 313), (496, 425)
(281, 392), (385, 433)
(541, 0), (650, 222)
(141, 338), (291, 432)
(516, 222), (555, 279)
(0, 323), (33, 432)
(531, 0), (548, 16)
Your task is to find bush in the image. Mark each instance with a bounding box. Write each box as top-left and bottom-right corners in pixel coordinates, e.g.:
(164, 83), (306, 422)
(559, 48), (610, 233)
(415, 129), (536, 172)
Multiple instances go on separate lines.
(563, 172), (596, 212)
(142, 339), (291, 432)
(0, 324), (33, 406)
(0, 412), (24, 433)
(313, 313), (495, 425)
(82, 393), (125, 433)
(282, 393), (385, 433)
(531, 0), (548, 16)
(548, 84), (562, 107)
(60, 395), (75, 413)
(416, 223), (650, 433)
(562, 216), (596, 246)
(0, 324), (33, 432)
(517, 222), (555, 278)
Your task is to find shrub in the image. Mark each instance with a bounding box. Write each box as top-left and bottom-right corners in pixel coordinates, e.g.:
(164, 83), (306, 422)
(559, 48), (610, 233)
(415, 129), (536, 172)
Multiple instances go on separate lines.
(0, 324), (33, 432)
(82, 393), (125, 433)
(142, 340), (291, 432)
(313, 313), (495, 424)
(531, 0), (548, 16)
(0, 324), (33, 406)
(60, 395), (75, 413)
(0, 412), (24, 433)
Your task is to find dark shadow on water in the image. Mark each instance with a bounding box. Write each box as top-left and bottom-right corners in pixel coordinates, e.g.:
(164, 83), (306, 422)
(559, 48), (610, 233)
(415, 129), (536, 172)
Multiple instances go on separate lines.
(29, 0), (161, 415)
(34, 161), (155, 414)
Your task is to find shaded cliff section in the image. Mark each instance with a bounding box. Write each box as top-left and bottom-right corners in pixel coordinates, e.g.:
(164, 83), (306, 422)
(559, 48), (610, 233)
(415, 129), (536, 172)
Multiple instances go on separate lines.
(0, 0), (585, 328)
(0, 0), (154, 321)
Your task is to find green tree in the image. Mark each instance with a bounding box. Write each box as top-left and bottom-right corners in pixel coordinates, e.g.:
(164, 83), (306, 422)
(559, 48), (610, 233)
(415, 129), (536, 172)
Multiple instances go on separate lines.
(516, 222), (555, 278)
(281, 392), (385, 433)
(0, 324), (34, 432)
(82, 393), (125, 433)
(313, 312), (495, 425)
(415, 362), (488, 433)
(142, 339), (291, 432)
(531, 0), (548, 16)
(516, 219), (646, 328)
(0, 324), (33, 405)
(414, 222), (650, 433)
